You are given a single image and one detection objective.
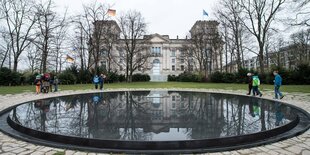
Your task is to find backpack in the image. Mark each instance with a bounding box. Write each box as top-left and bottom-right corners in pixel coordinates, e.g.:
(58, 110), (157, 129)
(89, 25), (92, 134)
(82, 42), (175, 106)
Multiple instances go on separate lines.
(253, 77), (260, 86)
(93, 76), (99, 83)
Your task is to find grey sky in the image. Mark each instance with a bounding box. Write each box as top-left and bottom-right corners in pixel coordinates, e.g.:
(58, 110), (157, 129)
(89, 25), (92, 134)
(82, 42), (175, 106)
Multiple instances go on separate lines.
(53, 0), (218, 38)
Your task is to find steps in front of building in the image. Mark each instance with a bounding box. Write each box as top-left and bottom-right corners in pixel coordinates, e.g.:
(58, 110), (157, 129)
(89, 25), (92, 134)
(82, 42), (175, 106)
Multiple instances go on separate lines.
(150, 75), (167, 82)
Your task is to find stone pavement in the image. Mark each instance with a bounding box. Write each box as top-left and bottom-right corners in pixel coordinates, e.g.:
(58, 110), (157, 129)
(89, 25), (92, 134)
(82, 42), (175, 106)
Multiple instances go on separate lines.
(0, 88), (309, 155)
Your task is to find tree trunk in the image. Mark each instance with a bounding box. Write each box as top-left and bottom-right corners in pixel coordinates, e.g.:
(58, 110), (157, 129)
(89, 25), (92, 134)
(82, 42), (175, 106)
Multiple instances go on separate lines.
(13, 59), (18, 72)
(258, 44), (265, 74)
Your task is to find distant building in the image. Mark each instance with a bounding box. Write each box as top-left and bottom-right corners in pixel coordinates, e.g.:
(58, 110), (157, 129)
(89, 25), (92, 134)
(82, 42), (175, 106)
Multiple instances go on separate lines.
(225, 44), (310, 72)
(268, 44), (310, 69)
(91, 20), (221, 81)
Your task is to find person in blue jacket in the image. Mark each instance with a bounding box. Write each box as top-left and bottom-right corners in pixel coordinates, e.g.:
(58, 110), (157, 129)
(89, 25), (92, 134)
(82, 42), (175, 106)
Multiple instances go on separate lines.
(93, 75), (99, 89)
(273, 70), (284, 99)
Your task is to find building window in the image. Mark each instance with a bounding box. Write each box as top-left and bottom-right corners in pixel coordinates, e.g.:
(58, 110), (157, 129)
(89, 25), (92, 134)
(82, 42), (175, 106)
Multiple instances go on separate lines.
(181, 65), (184, 71)
(119, 51), (124, 57)
(189, 65), (193, 71)
(180, 59), (185, 63)
(172, 96), (175, 101)
(172, 58), (175, 63)
(119, 58), (123, 63)
(152, 47), (161, 54)
(171, 50), (176, 57)
(172, 65), (175, 71)
(180, 50), (184, 56)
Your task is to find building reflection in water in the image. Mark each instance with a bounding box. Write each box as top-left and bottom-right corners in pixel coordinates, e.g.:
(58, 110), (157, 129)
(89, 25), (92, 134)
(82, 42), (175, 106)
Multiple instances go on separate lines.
(10, 91), (295, 141)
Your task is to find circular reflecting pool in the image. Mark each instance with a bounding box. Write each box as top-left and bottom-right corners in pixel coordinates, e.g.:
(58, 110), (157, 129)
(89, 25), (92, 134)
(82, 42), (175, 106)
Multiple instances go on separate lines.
(1, 90), (309, 153)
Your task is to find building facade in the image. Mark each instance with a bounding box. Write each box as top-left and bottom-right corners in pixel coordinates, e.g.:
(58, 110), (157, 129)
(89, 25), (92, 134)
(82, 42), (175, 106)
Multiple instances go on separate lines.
(94, 20), (221, 81)
(225, 44), (310, 73)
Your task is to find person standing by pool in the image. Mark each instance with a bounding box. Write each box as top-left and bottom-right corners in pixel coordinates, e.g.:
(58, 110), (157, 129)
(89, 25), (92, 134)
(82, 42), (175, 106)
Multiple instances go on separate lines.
(49, 76), (54, 92)
(93, 75), (99, 89)
(34, 76), (42, 94)
(252, 74), (262, 97)
(53, 76), (59, 92)
(99, 74), (106, 90)
(247, 73), (253, 95)
(273, 70), (284, 99)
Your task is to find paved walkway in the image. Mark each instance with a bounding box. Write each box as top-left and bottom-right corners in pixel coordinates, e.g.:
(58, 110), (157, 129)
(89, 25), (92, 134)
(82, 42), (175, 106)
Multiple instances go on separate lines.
(0, 88), (309, 155)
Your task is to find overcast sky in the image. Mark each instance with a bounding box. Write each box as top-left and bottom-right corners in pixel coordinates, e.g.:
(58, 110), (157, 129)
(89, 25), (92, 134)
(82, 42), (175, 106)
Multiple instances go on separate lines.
(53, 0), (219, 39)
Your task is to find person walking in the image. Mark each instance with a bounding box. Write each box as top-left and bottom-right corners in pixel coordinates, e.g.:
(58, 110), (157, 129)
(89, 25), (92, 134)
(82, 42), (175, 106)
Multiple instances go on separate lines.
(252, 74), (262, 97)
(99, 74), (105, 90)
(53, 76), (59, 92)
(273, 70), (284, 99)
(247, 73), (253, 95)
(93, 75), (99, 89)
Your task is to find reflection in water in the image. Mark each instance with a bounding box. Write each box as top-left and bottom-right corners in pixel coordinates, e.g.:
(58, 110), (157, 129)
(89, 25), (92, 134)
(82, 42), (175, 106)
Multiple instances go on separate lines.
(9, 91), (296, 141)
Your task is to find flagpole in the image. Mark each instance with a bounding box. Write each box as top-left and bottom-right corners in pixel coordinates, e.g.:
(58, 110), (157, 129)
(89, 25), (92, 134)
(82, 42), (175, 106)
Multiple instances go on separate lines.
(202, 10), (204, 21)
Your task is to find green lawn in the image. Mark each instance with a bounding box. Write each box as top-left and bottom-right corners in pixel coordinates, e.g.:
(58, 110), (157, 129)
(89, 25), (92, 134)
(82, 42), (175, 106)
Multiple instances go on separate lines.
(0, 82), (309, 95)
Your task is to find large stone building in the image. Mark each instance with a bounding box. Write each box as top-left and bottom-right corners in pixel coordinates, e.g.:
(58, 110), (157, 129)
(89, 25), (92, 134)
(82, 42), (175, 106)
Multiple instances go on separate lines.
(94, 20), (221, 81)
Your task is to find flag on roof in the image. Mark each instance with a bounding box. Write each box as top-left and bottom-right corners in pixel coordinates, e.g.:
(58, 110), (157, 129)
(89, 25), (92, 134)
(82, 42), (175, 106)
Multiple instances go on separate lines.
(107, 9), (116, 16)
(66, 55), (74, 63)
(203, 9), (208, 16)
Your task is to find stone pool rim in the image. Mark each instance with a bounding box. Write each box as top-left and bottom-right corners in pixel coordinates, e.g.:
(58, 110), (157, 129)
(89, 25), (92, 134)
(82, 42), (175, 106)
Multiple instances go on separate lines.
(0, 89), (309, 153)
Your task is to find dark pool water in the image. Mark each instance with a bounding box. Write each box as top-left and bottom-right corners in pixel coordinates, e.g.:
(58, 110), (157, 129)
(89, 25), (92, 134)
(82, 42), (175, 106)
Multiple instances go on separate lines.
(8, 91), (296, 141)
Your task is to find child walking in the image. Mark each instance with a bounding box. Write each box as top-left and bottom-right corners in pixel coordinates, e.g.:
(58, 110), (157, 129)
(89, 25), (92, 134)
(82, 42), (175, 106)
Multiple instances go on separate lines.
(34, 78), (41, 94)
(252, 74), (262, 97)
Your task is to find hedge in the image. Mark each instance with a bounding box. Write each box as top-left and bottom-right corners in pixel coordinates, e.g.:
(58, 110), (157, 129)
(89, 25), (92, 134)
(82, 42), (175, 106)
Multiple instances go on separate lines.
(209, 64), (310, 85)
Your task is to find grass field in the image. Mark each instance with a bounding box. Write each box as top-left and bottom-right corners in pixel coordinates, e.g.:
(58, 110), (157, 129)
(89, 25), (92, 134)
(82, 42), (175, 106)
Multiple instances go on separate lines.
(0, 82), (309, 95)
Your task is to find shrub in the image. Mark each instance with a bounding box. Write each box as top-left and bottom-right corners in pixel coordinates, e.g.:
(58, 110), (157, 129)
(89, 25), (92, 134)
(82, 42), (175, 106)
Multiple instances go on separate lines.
(77, 70), (92, 84)
(132, 74), (150, 82)
(106, 72), (119, 83)
(23, 72), (39, 85)
(293, 64), (310, 84)
(235, 68), (251, 83)
(178, 72), (192, 82)
(177, 72), (204, 82)
(210, 71), (223, 83)
(222, 73), (235, 83)
(58, 71), (76, 85)
(118, 74), (126, 82)
(0, 67), (22, 86)
(168, 75), (178, 81)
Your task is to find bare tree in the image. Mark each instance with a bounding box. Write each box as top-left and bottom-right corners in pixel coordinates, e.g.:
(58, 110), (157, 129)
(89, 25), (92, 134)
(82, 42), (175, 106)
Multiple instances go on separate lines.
(81, 1), (110, 74)
(290, 0), (310, 27)
(189, 21), (220, 78)
(51, 19), (68, 74)
(269, 37), (286, 67)
(71, 19), (89, 71)
(0, 33), (11, 68)
(290, 28), (310, 64)
(118, 10), (149, 82)
(34, 0), (67, 73)
(26, 44), (40, 73)
(179, 44), (197, 73)
(210, 32), (223, 72)
(221, 23), (231, 72)
(189, 29), (208, 77)
(100, 21), (120, 73)
(239, 0), (286, 74)
(0, 0), (37, 71)
(216, 0), (244, 70)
